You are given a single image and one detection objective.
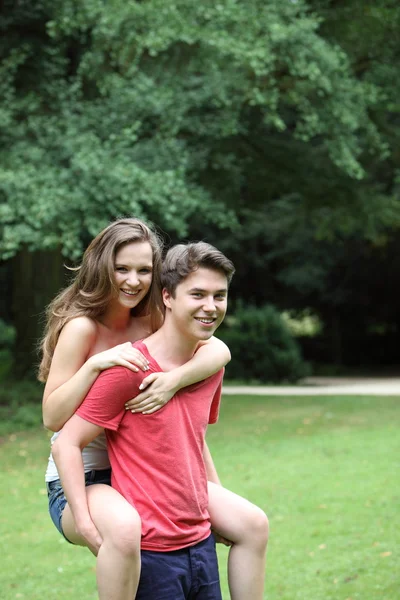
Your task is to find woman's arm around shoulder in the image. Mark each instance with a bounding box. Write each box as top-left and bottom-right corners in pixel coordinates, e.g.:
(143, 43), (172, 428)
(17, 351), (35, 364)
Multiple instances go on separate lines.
(125, 336), (230, 414)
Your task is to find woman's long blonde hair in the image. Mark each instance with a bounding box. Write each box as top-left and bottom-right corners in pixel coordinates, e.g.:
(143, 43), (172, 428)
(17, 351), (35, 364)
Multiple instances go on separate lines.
(38, 218), (164, 382)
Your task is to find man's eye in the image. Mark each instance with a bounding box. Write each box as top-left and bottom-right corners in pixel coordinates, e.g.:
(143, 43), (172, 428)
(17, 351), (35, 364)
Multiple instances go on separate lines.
(192, 293), (202, 298)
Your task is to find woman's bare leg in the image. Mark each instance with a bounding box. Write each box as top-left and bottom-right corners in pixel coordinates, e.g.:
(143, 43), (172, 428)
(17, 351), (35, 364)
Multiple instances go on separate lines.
(62, 484), (141, 600)
(208, 482), (269, 600)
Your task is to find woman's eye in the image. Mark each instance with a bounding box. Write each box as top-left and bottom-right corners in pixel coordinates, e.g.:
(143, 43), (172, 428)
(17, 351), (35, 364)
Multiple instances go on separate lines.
(116, 267), (127, 272)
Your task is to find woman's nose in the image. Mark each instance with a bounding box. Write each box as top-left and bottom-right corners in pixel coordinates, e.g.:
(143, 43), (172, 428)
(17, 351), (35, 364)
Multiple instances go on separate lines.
(126, 271), (139, 286)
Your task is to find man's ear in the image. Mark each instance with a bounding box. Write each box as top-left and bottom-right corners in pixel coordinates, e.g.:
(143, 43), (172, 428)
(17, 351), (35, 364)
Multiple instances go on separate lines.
(162, 288), (172, 309)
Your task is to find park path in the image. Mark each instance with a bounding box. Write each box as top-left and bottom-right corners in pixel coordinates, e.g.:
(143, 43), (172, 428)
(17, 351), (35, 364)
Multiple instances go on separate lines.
(222, 376), (400, 396)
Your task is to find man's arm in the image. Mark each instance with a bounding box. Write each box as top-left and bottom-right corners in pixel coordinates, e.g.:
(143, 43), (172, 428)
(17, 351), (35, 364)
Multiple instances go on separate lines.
(52, 366), (138, 551)
(52, 415), (104, 553)
(203, 441), (221, 486)
(203, 440), (233, 546)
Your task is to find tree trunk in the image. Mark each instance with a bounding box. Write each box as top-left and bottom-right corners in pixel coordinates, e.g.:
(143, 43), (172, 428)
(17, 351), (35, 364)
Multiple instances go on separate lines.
(11, 248), (65, 379)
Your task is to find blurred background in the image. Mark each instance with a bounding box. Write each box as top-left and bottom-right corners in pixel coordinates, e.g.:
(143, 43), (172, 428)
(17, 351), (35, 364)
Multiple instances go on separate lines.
(1, 0), (400, 387)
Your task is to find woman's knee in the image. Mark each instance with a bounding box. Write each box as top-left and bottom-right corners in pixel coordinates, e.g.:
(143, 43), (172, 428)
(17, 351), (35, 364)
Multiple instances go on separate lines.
(255, 508), (269, 546)
(243, 505), (269, 549)
(100, 505), (141, 557)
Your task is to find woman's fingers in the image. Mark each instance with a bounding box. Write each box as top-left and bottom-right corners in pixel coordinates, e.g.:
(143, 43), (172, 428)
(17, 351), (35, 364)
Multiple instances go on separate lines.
(125, 395), (162, 413)
(212, 530), (233, 546)
(125, 392), (169, 413)
(124, 372), (176, 413)
(124, 373), (161, 408)
(139, 372), (160, 389)
(133, 400), (161, 414)
(95, 344), (150, 372)
(124, 349), (150, 371)
(125, 389), (150, 410)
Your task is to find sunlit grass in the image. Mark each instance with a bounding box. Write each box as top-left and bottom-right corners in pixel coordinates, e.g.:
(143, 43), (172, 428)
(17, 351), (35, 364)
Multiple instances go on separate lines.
(1, 394), (399, 599)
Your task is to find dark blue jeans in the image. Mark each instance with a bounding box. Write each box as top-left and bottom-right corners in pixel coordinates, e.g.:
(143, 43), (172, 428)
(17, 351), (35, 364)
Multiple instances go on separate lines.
(136, 534), (222, 600)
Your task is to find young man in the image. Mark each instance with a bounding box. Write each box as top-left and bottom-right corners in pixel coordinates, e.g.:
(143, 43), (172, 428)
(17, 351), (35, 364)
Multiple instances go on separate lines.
(52, 241), (235, 600)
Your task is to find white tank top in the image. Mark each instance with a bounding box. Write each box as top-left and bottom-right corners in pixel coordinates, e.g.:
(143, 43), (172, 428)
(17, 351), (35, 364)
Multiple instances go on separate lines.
(45, 430), (110, 482)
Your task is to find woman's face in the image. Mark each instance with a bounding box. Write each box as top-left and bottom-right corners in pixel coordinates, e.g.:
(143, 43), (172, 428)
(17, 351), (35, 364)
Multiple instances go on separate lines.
(112, 241), (153, 309)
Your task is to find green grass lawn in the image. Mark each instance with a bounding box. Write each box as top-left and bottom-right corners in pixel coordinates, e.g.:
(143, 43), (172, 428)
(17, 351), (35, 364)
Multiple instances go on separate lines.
(0, 393), (399, 599)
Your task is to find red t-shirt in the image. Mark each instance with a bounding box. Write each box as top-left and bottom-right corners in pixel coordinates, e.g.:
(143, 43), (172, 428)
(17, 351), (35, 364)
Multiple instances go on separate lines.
(76, 341), (223, 551)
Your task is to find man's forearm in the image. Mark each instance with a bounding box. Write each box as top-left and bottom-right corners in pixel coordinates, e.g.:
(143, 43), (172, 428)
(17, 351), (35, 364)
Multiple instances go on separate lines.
(52, 439), (92, 530)
(51, 414), (105, 552)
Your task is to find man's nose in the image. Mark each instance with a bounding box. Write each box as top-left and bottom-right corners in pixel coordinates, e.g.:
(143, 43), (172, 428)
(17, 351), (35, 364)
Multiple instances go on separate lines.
(203, 297), (216, 312)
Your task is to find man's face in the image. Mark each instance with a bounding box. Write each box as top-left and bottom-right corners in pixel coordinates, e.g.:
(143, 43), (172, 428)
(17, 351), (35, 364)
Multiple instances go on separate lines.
(163, 267), (228, 342)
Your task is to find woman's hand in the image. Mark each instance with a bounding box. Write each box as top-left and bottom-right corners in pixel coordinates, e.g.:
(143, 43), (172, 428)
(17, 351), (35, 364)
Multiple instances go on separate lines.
(125, 371), (180, 414)
(212, 529), (233, 547)
(88, 342), (150, 374)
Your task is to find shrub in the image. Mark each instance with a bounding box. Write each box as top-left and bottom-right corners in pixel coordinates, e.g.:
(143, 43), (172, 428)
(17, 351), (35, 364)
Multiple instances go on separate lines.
(218, 304), (309, 383)
(0, 319), (16, 379)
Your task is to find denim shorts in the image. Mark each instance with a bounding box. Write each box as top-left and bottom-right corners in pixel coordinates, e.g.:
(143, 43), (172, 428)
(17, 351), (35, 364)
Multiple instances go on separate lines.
(46, 468), (112, 543)
(136, 534), (222, 600)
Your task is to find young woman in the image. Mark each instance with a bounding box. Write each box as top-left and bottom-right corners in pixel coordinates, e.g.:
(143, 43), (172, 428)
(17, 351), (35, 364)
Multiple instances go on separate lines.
(40, 217), (268, 600)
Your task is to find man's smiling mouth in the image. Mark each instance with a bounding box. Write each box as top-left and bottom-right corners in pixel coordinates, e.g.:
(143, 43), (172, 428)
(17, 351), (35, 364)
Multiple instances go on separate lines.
(194, 317), (216, 324)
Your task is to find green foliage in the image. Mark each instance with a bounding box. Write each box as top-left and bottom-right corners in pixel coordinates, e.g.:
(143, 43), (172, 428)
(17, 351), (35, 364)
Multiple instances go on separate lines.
(0, 0), (388, 259)
(0, 318), (15, 347)
(281, 309), (322, 338)
(2, 0), (400, 373)
(0, 319), (16, 378)
(219, 304), (309, 383)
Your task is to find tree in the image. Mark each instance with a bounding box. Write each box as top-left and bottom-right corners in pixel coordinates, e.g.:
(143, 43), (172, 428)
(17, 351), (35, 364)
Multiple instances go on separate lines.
(0, 0), (386, 257)
(187, 1), (400, 367)
(0, 0), (398, 375)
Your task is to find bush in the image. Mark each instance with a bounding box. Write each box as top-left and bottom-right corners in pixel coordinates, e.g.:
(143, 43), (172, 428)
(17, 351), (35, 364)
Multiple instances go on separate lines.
(0, 319), (16, 379)
(0, 319), (15, 346)
(218, 304), (309, 383)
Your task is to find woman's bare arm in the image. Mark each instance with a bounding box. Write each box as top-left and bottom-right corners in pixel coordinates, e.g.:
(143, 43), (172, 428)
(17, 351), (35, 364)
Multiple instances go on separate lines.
(42, 317), (149, 431)
(125, 336), (230, 414)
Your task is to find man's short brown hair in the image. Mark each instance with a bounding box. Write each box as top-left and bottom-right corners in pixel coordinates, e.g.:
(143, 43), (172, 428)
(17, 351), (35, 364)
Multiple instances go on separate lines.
(161, 242), (235, 297)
